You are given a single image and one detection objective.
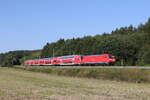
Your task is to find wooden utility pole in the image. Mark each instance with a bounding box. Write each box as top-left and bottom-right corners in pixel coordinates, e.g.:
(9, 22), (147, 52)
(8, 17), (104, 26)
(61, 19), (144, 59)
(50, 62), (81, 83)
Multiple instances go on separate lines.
(53, 48), (55, 57)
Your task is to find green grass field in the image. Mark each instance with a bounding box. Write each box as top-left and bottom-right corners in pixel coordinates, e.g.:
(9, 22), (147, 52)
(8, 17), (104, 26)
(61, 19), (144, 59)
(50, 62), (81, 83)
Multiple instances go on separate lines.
(0, 67), (150, 100)
(15, 66), (150, 83)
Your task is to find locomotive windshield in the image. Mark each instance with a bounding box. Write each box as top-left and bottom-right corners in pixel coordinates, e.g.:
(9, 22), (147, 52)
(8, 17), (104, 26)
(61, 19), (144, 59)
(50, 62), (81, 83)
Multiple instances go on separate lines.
(109, 55), (115, 58)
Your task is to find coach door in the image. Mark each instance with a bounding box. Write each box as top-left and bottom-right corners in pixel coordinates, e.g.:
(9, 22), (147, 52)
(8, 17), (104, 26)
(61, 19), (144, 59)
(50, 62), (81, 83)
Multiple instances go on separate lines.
(74, 56), (82, 64)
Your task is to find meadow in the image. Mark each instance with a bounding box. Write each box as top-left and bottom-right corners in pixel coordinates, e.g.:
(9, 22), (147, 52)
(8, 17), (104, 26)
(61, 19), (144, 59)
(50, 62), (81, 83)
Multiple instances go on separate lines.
(15, 66), (150, 83)
(0, 67), (150, 100)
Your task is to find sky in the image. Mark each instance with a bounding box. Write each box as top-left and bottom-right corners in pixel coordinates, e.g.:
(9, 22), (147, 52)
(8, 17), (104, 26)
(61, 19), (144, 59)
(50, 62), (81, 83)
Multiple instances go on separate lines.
(0, 0), (150, 53)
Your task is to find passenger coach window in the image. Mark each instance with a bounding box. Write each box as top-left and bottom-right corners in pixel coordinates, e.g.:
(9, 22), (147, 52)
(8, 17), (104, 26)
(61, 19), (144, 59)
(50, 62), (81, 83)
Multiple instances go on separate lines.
(46, 62), (51, 64)
(62, 56), (74, 59)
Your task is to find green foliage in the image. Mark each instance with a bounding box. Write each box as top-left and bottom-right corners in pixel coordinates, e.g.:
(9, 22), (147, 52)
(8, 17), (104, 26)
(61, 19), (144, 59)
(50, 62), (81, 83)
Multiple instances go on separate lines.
(137, 45), (150, 65)
(40, 18), (150, 65)
(0, 50), (39, 67)
(1, 18), (150, 66)
(112, 25), (137, 35)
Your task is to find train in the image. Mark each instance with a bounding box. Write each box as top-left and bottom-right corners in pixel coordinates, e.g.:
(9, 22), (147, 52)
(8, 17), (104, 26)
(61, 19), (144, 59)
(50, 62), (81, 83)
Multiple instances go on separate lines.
(24, 53), (116, 66)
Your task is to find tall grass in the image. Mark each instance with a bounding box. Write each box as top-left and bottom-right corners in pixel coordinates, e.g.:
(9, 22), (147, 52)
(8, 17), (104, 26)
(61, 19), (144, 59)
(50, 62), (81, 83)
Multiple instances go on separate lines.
(14, 66), (150, 83)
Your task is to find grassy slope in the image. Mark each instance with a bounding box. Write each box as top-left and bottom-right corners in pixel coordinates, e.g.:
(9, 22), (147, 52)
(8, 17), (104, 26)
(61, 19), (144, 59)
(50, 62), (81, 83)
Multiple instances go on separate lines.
(0, 67), (150, 100)
(16, 66), (150, 83)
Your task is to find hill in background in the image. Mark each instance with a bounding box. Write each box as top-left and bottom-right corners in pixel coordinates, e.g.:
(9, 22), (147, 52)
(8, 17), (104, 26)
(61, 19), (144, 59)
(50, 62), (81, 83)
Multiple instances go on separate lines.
(0, 18), (150, 66)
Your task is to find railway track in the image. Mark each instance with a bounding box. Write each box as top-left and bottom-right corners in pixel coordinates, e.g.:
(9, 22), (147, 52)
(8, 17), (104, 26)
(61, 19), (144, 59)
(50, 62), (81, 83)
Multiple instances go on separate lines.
(26, 66), (150, 69)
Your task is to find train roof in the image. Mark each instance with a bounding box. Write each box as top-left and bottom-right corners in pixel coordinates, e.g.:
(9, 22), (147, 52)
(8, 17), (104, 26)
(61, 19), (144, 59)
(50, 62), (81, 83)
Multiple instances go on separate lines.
(84, 54), (109, 57)
(60, 55), (81, 58)
(43, 57), (53, 60)
(25, 57), (53, 61)
(60, 55), (80, 57)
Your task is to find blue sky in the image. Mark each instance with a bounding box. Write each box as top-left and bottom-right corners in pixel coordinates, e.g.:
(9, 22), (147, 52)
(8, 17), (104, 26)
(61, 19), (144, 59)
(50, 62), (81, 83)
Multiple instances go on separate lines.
(0, 0), (150, 53)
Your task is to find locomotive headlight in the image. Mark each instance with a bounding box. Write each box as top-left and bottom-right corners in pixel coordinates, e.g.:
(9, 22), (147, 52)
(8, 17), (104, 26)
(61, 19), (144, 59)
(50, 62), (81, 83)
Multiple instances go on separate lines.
(111, 56), (115, 58)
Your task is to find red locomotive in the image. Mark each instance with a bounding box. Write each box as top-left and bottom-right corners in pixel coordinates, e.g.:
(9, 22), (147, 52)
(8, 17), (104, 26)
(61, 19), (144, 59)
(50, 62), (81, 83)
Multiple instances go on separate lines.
(24, 53), (116, 66)
(81, 54), (115, 65)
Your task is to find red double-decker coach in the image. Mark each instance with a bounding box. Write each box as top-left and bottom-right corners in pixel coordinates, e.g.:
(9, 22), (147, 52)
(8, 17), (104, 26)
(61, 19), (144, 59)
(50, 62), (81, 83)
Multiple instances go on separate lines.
(44, 58), (53, 65)
(59, 55), (82, 65)
(51, 57), (62, 65)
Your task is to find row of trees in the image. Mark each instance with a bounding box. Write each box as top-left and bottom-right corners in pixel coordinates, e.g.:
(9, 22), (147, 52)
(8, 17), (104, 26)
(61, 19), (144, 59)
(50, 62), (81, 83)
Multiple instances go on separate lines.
(41, 18), (150, 66)
(0, 18), (150, 66)
(0, 50), (41, 67)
